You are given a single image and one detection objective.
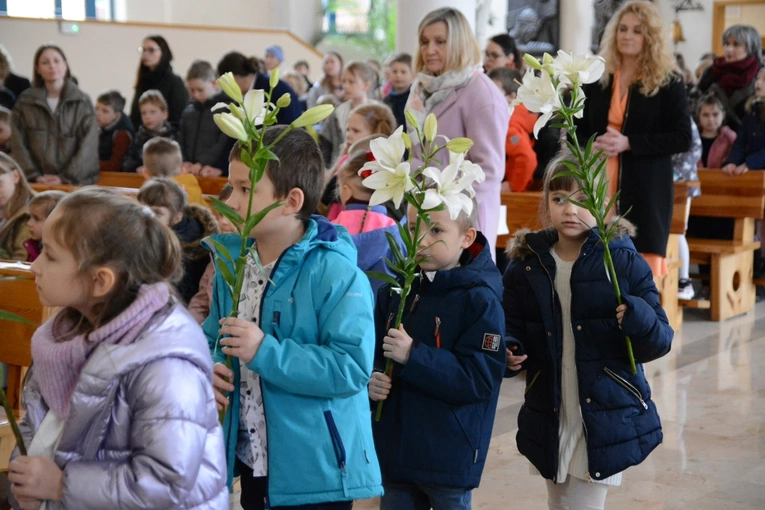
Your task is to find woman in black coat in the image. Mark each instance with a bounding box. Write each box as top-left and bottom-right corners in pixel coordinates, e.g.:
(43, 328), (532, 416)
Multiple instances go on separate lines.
(576, 1), (691, 276)
(129, 35), (188, 128)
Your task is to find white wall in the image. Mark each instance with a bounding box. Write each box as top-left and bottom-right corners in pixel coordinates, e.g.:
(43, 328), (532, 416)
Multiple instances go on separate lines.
(656, 0), (715, 73)
(0, 17), (324, 109)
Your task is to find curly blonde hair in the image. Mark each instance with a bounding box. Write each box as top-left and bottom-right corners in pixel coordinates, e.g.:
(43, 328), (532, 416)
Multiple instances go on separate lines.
(598, 1), (674, 97)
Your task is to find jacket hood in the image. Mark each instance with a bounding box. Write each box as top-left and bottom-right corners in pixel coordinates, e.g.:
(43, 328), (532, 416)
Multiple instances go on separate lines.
(506, 218), (637, 261)
(176, 204), (220, 260)
(428, 232), (503, 301)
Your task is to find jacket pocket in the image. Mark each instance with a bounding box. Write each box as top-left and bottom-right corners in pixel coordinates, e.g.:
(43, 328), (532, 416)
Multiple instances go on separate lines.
(323, 410), (346, 473)
(603, 367), (648, 410)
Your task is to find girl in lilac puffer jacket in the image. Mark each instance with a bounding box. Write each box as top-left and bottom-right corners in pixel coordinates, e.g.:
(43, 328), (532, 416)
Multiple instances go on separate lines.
(7, 187), (227, 510)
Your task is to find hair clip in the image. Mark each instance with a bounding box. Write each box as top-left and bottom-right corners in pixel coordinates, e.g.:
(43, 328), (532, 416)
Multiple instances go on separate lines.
(141, 205), (155, 217)
(365, 151), (376, 162)
(360, 169), (373, 179)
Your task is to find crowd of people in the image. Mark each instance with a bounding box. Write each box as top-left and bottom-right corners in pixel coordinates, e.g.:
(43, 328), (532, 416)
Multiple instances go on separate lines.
(0, 1), (764, 509)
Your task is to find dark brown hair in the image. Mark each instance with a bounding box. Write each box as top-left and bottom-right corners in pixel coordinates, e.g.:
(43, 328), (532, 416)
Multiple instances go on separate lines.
(186, 59), (216, 82)
(217, 51), (261, 77)
(320, 51), (344, 93)
(32, 45), (72, 88)
(389, 53), (412, 68)
(29, 190), (67, 218)
(96, 90), (126, 112)
(0, 106), (10, 124)
(137, 177), (186, 217)
(50, 187), (182, 341)
(229, 126), (323, 222)
(488, 67), (522, 96)
(541, 147), (583, 221)
(135, 35), (173, 89)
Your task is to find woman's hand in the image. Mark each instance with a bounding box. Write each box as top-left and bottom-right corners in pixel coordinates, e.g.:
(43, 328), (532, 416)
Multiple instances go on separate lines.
(8, 456), (64, 504)
(593, 127), (630, 157)
(35, 175), (62, 185)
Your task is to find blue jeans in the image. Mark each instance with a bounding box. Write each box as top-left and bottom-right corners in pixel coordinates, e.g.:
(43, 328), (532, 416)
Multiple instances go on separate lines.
(380, 482), (472, 510)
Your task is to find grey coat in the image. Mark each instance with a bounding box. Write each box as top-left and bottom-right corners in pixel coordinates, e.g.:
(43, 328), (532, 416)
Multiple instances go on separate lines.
(9, 79), (99, 184)
(12, 302), (228, 509)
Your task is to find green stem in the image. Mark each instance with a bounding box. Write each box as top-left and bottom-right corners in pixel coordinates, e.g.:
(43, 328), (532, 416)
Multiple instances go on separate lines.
(603, 244), (637, 374)
(0, 380), (26, 456)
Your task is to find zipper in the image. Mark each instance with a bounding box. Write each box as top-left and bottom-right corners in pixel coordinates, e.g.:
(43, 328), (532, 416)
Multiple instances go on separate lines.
(603, 367), (648, 409)
(324, 410), (347, 473)
(434, 316), (441, 348)
(524, 369), (541, 396)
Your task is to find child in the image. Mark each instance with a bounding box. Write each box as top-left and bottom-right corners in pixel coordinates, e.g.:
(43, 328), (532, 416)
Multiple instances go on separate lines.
(137, 178), (219, 304)
(23, 190), (66, 262)
(502, 150), (673, 509)
(723, 67), (765, 174)
(282, 71), (308, 112)
(205, 126), (383, 509)
(332, 149), (404, 295)
(121, 89), (176, 173)
(142, 136), (204, 205)
(368, 190), (506, 509)
(382, 53), (413, 128)
(0, 106), (11, 153)
(293, 59), (313, 90)
(7, 187), (227, 509)
(263, 45), (284, 75)
(178, 60), (229, 177)
(697, 94), (737, 169)
(321, 105), (397, 220)
(321, 61), (378, 166)
(488, 67), (537, 192)
(95, 90), (133, 172)
(0, 152), (34, 260)
(189, 183), (236, 325)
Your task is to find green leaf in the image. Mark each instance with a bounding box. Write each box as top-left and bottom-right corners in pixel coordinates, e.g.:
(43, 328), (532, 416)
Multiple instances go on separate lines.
(243, 201), (283, 237)
(385, 231), (406, 265)
(214, 256), (236, 289)
(365, 271), (400, 287)
(0, 310), (35, 326)
(210, 197), (244, 232)
(210, 239), (235, 267)
(385, 258), (409, 277)
(256, 149), (280, 164)
(241, 150), (258, 171)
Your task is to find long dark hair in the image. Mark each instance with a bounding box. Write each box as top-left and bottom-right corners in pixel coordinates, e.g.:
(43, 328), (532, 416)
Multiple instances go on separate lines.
(217, 51), (261, 78)
(32, 44), (72, 88)
(134, 35), (173, 89)
(489, 34), (521, 69)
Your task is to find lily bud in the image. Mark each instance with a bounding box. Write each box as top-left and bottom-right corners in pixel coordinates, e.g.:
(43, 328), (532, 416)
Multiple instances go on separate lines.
(292, 104), (334, 128)
(445, 137), (473, 154)
(270, 67), (280, 91)
(217, 72), (243, 104)
(402, 131), (412, 150)
(214, 112), (249, 142)
(276, 93), (292, 108)
(542, 53), (554, 65)
(423, 113), (437, 143)
(523, 53), (542, 71)
(405, 110), (418, 129)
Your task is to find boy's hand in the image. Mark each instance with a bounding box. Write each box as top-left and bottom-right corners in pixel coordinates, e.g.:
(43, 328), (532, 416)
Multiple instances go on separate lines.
(212, 363), (234, 411)
(616, 304), (628, 326)
(506, 345), (527, 371)
(8, 456), (63, 503)
(368, 372), (392, 401)
(733, 163), (749, 175)
(382, 325), (413, 365)
(201, 165), (223, 177)
(721, 163), (737, 175)
(35, 175), (61, 185)
(219, 317), (265, 364)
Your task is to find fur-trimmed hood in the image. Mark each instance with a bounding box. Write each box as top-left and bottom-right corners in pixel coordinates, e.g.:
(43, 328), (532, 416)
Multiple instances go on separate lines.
(506, 218), (638, 261)
(176, 204), (220, 261)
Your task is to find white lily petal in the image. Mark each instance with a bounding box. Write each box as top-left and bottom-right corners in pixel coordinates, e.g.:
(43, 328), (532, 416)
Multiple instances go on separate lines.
(422, 166), (443, 187)
(533, 111), (553, 139)
(211, 102), (230, 113)
(243, 89), (265, 123)
(369, 188), (396, 207)
(421, 189), (443, 211)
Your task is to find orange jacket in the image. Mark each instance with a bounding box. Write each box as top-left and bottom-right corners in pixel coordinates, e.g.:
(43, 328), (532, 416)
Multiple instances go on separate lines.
(505, 104), (538, 192)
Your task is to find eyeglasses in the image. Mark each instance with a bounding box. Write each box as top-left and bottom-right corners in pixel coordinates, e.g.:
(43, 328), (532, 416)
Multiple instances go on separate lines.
(484, 51), (505, 61)
(137, 47), (160, 54)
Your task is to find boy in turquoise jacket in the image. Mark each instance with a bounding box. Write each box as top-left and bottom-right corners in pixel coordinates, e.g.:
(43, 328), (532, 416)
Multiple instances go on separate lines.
(203, 126), (383, 509)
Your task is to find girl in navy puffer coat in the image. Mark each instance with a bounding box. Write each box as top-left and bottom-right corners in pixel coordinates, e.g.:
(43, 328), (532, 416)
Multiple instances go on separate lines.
(502, 154), (673, 509)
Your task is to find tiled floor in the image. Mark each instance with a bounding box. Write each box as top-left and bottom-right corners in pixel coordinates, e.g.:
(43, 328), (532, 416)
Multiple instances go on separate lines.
(354, 304), (765, 509)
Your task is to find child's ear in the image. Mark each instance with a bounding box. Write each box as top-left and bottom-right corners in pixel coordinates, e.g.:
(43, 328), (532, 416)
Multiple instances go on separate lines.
(509, 92), (517, 101)
(91, 266), (117, 300)
(11, 168), (21, 184)
(161, 110), (169, 121)
(282, 187), (305, 216)
(460, 227), (477, 249)
(171, 211), (184, 226)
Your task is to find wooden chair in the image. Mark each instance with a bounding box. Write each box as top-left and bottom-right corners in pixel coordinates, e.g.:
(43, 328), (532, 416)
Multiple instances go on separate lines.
(682, 170), (765, 321)
(497, 191), (544, 250)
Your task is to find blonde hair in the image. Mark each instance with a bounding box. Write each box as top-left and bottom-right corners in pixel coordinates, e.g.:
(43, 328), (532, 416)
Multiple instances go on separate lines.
(282, 71), (307, 96)
(598, 1), (675, 96)
(349, 104), (397, 137)
(0, 152), (34, 221)
(142, 137), (182, 177)
(413, 8), (481, 75)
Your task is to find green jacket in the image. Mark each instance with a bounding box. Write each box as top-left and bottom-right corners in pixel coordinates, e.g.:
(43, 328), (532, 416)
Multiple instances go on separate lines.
(0, 204), (31, 260)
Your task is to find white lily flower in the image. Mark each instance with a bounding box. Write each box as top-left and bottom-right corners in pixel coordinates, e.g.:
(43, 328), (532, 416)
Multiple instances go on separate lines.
(365, 125), (407, 171)
(552, 50), (605, 86)
(361, 161), (415, 208)
(421, 152), (485, 219)
(513, 69), (562, 138)
(243, 89), (266, 124)
(213, 112), (249, 142)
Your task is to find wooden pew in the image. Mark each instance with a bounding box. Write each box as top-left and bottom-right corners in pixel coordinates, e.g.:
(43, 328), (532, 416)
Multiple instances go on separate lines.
(97, 171), (228, 196)
(682, 170), (765, 321)
(497, 191), (544, 250)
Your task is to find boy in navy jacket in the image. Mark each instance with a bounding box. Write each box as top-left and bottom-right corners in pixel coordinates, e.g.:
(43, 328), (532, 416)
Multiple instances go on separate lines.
(368, 196), (506, 509)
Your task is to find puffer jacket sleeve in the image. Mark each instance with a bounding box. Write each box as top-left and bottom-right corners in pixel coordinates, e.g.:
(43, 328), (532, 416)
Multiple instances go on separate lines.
(61, 101), (99, 185)
(618, 250), (673, 364)
(250, 257), (375, 399)
(398, 287), (507, 405)
(60, 357), (215, 509)
(502, 260), (527, 377)
(9, 102), (42, 181)
(202, 268), (227, 366)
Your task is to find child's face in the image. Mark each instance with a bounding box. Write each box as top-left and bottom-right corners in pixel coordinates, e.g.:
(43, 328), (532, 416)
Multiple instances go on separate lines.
(389, 62), (413, 92)
(228, 159), (284, 239)
(755, 70), (765, 98)
(699, 104), (724, 134)
(187, 78), (217, 104)
(140, 103), (168, 132)
(295, 63), (309, 77)
(264, 52), (280, 72)
(95, 102), (120, 129)
(26, 204), (48, 241)
(342, 70), (370, 100)
(0, 169), (19, 208)
(147, 205), (181, 227)
(30, 209), (93, 313)
(409, 206), (475, 272)
(323, 54), (342, 77)
(345, 113), (373, 148)
(548, 187), (597, 243)
(0, 120), (11, 145)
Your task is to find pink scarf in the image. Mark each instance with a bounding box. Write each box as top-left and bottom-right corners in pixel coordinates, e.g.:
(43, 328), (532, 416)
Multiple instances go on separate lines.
(31, 282), (171, 420)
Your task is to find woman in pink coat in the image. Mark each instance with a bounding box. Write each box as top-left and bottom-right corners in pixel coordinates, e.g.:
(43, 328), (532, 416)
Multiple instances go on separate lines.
(406, 7), (508, 258)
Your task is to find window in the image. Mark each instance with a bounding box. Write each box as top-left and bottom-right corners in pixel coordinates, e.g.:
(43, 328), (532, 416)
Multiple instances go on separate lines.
(2, 0), (113, 20)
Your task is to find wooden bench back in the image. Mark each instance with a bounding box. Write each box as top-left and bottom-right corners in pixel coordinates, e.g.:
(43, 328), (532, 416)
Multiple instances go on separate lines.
(97, 171), (228, 196)
(671, 181), (697, 235)
(497, 191), (545, 249)
(690, 170), (765, 220)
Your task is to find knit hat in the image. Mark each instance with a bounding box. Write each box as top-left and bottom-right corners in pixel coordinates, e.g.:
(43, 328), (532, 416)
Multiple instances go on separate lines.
(265, 45), (284, 63)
